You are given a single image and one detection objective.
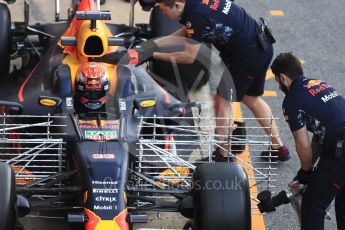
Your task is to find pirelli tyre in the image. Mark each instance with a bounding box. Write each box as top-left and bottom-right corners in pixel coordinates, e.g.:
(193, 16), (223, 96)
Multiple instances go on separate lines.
(193, 163), (251, 230)
(0, 162), (17, 230)
(0, 3), (11, 76)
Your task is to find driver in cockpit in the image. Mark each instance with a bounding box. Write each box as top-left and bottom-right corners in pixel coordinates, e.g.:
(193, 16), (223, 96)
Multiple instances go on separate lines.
(75, 62), (110, 112)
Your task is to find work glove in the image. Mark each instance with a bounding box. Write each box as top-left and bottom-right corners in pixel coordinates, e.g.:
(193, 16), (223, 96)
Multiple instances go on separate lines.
(293, 168), (313, 185)
(93, 48), (152, 66)
(126, 48), (153, 66)
(94, 40), (158, 66)
(129, 40), (158, 66)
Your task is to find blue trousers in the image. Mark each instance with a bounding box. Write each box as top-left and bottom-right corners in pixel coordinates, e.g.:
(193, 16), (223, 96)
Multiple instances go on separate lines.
(301, 155), (345, 230)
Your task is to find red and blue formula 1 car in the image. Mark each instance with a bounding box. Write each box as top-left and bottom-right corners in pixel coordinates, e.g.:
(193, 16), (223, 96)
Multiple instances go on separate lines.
(0, 0), (251, 229)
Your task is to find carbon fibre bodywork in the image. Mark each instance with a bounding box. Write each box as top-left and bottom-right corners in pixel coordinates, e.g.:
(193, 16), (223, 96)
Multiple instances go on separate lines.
(0, 0), (189, 229)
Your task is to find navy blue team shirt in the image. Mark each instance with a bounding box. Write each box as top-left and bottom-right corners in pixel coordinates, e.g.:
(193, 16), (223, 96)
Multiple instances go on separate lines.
(179, 0), (257, 62)
(283, 76), (345, 145)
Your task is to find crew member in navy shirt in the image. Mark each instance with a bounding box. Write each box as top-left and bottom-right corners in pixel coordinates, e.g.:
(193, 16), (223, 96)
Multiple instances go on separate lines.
(271, 52), (345, 230)
(151, 0), (290, 160)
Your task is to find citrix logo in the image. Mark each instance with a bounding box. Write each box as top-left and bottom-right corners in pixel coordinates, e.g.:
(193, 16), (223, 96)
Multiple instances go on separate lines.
(95, 196), (116, 202)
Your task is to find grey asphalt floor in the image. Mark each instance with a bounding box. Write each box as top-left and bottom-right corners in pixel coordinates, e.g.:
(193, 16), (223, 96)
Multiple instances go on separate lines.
(239, 0), (345, 230)
(5, 0), (345, 229)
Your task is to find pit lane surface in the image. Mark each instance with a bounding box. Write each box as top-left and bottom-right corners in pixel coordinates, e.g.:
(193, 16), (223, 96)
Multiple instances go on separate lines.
(7, 0), (345, 229)
(241, 1), (345, 230)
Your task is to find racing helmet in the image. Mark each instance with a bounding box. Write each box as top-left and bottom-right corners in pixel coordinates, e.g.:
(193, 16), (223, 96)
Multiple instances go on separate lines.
(76, 62), (109, 110)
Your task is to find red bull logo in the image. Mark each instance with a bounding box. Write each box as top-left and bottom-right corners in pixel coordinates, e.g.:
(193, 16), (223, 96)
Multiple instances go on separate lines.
(86, 84), (102, 90)
(210, 0), (220, 11)
(304, 80), (332, 96)
(304, 80), (322, 89)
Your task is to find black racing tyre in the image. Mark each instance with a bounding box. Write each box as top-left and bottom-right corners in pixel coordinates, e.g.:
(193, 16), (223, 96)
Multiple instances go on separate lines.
(193, 163), (251, 230)
(0, 3), (11, 76)
(100, 0), (106, 4)
(0, 162), (17, 230)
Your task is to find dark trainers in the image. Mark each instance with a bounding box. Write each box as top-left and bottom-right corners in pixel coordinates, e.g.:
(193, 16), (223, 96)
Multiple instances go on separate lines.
(261, 145), (290, 161)
(199, 148), (234, 162)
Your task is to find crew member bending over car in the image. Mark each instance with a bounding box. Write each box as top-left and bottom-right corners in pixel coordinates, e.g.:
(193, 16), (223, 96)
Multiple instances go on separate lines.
(271, 52), (345, 230)
(141, 0), (290, 161)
